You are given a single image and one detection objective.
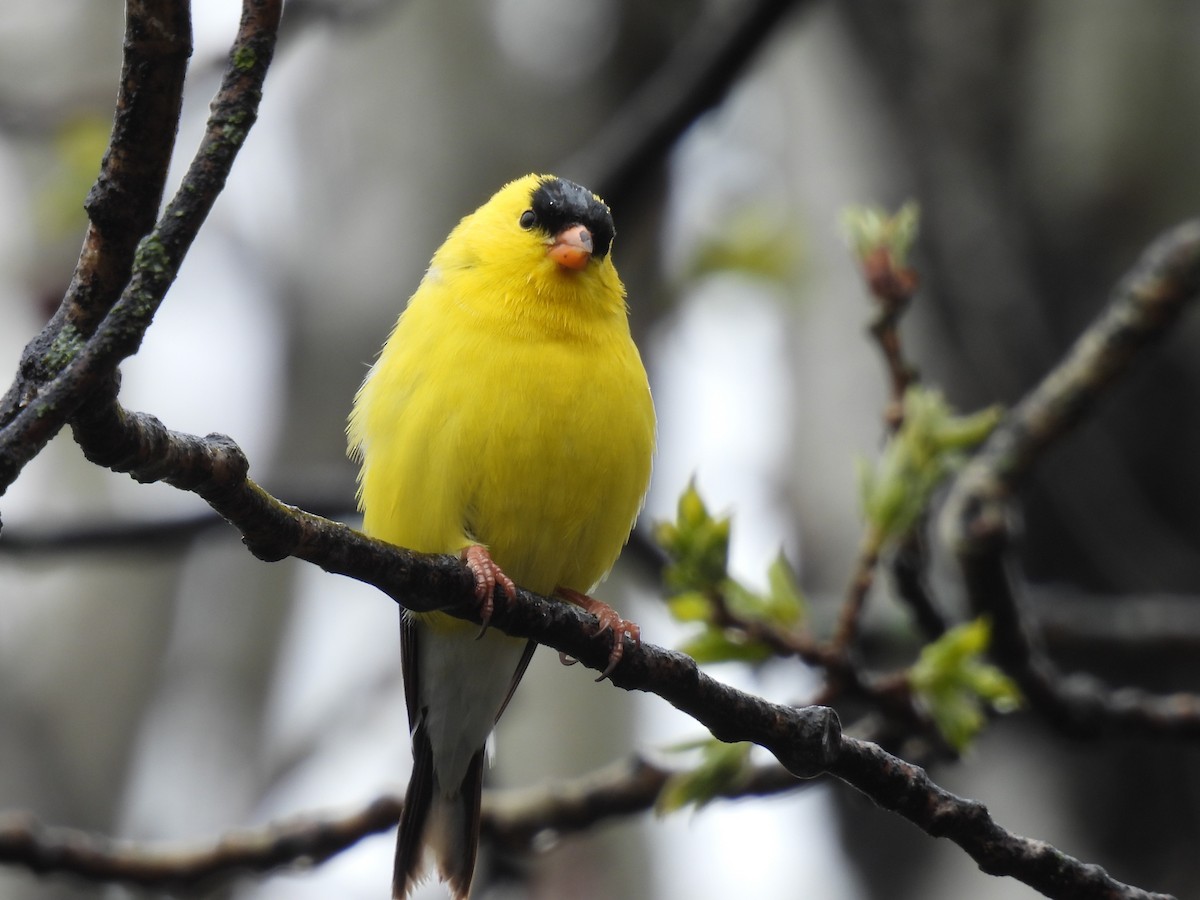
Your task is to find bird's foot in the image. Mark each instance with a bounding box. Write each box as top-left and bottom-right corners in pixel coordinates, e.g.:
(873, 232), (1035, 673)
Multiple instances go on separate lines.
(555, 587), (641, 682)
(462, 544), (516, 638)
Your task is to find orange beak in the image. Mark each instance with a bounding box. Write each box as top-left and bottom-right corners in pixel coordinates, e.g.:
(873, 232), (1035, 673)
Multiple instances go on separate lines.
(547, 223), (594, 271)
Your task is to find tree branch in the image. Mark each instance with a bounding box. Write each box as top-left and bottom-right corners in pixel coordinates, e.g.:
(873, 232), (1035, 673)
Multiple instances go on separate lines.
(4, 741), (1170, 900)
(574, 0), (813, 212)
(0, 0), (282, 497)
(943, 219), (1200, 737)
(483, 755), (804, 853)
(68, 386), (843, 768)
(834, 206), (934, 648)
(827, 738), (1171, 900)
(0, 757), (807, 889)
(62, 383), (1174, 898)
(0, 801), (400, 889)
(892, 530), (948, 639)
(0, 1), (192, 435)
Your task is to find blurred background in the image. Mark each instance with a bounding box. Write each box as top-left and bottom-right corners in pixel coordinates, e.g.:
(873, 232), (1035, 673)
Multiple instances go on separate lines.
(2, 1), (1200, 898)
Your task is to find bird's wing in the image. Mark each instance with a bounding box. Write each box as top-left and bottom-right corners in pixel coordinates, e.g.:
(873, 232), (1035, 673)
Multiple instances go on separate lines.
(495, 639), (537, 723)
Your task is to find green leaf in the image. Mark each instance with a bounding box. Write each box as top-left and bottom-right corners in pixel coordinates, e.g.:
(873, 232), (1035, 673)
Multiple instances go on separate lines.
(655, 480), (732, 597)
(680, 629), (774, 665)
(763, 551), (805, 626)
(909, 618), (1022, 751)
(858, 386), (1001, 546)
(720, 578), (764, 622)
(678, 479), (709, 530)
(841, 202), (920, 268)
(656, 740), (755, 815)
(665, 591), (714, 623)
(687, 212), (798, 283)
(657, 484), (805, 658)
(36, 115), (111, 239)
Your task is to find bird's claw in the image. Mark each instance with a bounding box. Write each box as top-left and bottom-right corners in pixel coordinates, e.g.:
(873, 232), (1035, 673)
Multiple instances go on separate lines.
(463, 544), (516, 639)
(592, 611), (641, 682)
(555, 587), (641, 682)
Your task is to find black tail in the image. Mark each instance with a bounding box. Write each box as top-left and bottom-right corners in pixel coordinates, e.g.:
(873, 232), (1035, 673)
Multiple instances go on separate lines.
(393, 722), (486, 900)
(393, 721), (434, 898)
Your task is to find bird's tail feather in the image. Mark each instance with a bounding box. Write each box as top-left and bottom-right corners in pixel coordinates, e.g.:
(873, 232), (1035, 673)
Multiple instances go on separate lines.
(394, 723), (485, 900)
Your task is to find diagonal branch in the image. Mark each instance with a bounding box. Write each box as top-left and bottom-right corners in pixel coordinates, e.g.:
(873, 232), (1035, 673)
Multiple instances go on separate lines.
(573, 0), (813, 212)
(827, 738), (1171, 900)
(65, 387), (1173, 898)
(0, 0), (282, 497)
(69, 388), (843, 773)
(943, 219), (1200, 737)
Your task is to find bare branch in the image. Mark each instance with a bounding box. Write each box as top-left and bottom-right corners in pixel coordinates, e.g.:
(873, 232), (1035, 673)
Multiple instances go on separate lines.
(829, 538), (882, 651)
(892, 530), (948, 639)
(861, 243), (922, 431)
(0, 757), (807, 889)
(0, 0), (283, 495)
(0, 0), (191, 430)
(0, 488), (352, 555)
(573, 0), (813, 212)
(943, 219), (1200, 737)
(68, 387), (842, 768)
(8, 741), (1167, 900)
(828, 738), (1173, 900)
(0, 800), (400, 889)
(483, 756), (803, 853)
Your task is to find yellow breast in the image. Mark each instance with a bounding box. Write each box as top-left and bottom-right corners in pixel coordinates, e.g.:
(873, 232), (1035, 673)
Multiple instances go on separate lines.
(350, 193), (654, 599)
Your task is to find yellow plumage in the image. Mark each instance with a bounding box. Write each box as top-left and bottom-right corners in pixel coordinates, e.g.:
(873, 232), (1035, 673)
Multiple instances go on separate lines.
(349, 174), (654, 898)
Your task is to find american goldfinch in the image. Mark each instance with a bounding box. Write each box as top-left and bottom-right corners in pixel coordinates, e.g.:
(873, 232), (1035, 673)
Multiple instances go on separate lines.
(349, 174), (655, 899)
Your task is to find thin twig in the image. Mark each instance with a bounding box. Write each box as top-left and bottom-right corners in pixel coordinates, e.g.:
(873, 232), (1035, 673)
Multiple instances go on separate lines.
(891, 529), (947, 639)
(861, 243), (921, 431)
(0, 489), (352, 554)
(832, 229), (924, 649)
(697, 578), (943, 747)
(829, 536), (881, 651)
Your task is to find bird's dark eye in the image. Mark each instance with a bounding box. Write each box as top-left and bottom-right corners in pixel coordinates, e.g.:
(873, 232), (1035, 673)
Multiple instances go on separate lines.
(519, 209), (537, 229)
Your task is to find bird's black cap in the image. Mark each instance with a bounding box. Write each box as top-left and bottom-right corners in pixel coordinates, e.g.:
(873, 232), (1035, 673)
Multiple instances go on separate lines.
(528, 177), (615, 260)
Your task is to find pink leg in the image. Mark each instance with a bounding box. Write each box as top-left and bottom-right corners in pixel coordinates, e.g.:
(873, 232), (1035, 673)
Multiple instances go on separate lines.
(556, 587), (641, 682)
(462, 544), (516, 630)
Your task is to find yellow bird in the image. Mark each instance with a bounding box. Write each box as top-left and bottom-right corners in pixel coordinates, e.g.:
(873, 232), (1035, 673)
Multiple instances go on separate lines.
(349, 174), (655, 899)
